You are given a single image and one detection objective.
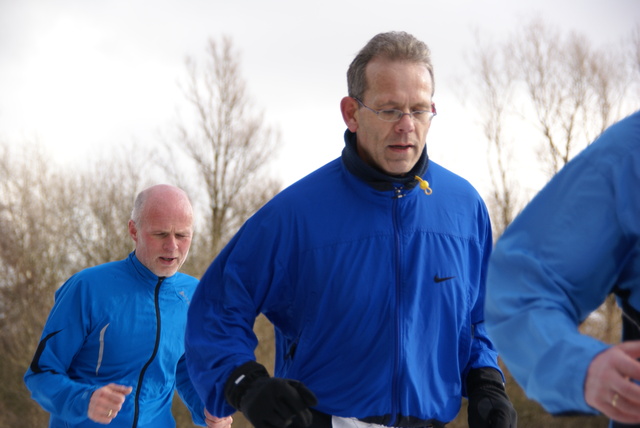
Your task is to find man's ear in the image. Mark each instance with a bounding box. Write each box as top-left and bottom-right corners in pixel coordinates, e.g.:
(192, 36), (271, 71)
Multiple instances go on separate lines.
(340, 97), (359, 132)
(128, 220), (138, 243)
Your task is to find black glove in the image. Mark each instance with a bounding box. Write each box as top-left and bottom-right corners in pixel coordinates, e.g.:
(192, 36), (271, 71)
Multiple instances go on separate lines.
(225, 361), (318, 428)
(467, 367), (517, 428)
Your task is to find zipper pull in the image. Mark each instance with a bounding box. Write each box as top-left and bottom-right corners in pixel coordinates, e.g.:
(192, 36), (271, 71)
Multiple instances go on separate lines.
(414, 175), (432, 195)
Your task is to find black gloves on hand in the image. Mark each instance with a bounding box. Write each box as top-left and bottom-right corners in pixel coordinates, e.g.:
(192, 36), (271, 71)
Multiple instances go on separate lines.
(225, 361), (318, 428)
(467, 367), (517, 428)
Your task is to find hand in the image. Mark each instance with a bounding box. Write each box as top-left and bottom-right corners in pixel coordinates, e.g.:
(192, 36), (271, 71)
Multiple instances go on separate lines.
(204, 409), (233, 428)
(467, 368), (516, 428)
(225, 361), (318, 428)
(240, 377), (317, 428)
(585, 341), (640, 424)
(87, 383), (133, 424)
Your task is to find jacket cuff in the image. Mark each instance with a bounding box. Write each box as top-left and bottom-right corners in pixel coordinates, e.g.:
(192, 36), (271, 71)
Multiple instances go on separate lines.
(224, 361), (270, 410)
(466, 367), (505, 395)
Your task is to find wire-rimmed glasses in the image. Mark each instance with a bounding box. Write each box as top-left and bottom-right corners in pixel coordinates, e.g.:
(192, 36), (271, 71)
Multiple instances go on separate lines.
(354, 97), (436, 123)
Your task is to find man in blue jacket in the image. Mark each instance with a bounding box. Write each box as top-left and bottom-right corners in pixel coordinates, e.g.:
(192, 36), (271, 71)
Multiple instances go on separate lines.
(486, 111), (640, 427)
(25, 184), (233, 428)
(185, 32), (516, 428)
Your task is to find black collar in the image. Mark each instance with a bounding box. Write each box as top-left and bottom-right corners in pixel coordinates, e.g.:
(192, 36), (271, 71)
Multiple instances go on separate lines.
(341, 129), (429, 191)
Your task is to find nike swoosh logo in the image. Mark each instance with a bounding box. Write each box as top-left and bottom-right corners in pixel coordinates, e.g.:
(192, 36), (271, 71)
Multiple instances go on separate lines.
(434, 275), (456, 283)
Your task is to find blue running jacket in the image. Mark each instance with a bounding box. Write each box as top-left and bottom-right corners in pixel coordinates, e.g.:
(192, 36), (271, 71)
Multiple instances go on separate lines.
(25, 252), (206, 428)
(186, 132), (502, 425)
(486, 110), (640, 415)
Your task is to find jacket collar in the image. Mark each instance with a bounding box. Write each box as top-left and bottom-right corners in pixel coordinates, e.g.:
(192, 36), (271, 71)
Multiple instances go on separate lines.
(340, 129), (429, 191)
(128, 251), (176, 285)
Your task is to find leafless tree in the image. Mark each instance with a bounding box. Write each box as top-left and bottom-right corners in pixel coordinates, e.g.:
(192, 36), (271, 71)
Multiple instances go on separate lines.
(0, 142), (62, 426)
(66, 146), (153, 268)
(166, 36), (281, 267)
(509, 20), (630, 177)
(466, 31), (521, 237)
(161, 36), (282, 428)
(468, 18), (638, 234)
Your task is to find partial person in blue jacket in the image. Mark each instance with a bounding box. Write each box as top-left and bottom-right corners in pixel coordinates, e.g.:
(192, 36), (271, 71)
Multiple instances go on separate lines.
(25, 184), (233, 428)
(185, 31), (516, 428)
(485, 110), (640, 427)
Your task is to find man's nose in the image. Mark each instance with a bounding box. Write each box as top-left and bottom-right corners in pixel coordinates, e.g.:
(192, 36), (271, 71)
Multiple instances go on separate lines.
(163, 236), (178, 250)
(394, 113), (415, 133)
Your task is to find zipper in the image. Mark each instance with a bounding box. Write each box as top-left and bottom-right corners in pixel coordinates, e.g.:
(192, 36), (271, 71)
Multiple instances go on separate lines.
(391, 185), (403, 425)
(132, 277), (164, 428)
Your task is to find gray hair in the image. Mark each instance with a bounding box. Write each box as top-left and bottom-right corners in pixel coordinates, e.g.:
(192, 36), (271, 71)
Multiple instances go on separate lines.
(130, 188), (149, 227)
(347, 31), (435, 99)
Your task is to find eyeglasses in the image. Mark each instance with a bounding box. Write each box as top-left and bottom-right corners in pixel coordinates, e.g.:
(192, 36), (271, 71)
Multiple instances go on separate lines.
(354, 98), (437, 123)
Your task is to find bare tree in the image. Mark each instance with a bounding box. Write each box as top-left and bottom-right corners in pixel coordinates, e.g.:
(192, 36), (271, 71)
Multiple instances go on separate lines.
(509, 18), (632, 177)
(0, 142), (64, 427)
(162, 36), (282, 428)
(167, 36), (281, 267)
(468, 18), (638, 234)
(66, 146), (153, 268)
(466, 31), (521, 237)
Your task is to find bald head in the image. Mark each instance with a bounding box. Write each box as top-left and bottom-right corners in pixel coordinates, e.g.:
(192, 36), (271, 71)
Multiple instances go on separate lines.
(131, 184), (193, 227)
(128, 184), (194, 277)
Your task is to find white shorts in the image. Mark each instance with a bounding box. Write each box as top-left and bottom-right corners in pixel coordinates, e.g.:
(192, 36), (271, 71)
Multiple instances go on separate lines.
(332, 416), (389, 428)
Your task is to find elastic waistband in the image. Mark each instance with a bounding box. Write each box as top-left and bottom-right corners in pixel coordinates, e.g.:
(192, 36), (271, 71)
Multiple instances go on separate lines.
(307, 409), (444, 428)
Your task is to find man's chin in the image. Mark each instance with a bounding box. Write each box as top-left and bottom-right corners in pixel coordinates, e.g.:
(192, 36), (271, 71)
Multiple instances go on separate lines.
(383, 164), (412, 177)
(380, 158), (416, 176)
(153, 263), (179, 277)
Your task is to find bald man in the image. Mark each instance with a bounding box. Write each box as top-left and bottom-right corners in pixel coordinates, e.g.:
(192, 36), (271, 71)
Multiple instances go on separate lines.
(25, 184), (232, 428)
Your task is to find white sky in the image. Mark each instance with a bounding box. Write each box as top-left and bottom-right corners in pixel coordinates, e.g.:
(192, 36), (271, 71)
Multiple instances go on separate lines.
(1, 0), (638, 196)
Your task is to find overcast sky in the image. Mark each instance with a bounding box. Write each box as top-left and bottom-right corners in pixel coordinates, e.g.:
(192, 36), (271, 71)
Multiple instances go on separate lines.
(1, 0), (638, 195)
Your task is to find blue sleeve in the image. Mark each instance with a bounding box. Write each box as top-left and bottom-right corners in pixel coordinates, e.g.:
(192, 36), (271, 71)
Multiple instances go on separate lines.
(175, 354), (207, 426)
(464, 200), (503, 392)
(23, 277), (99, 424)
(185, 219), (275, 418)
(485, 121), (640, 414)
(186, 199), (299, 418)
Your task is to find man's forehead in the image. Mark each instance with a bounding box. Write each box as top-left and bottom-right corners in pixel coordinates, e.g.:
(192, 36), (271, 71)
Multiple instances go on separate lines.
(143, 217), (193, 232)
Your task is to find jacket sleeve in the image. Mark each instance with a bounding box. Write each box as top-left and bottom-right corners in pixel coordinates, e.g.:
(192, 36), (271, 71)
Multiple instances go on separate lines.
(175, 353), (207, 426)
(463, 199), (503, 392)
(185, 209), (289, 418)
(484, 144), (635, 414)
(23, 277), (99, 424)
